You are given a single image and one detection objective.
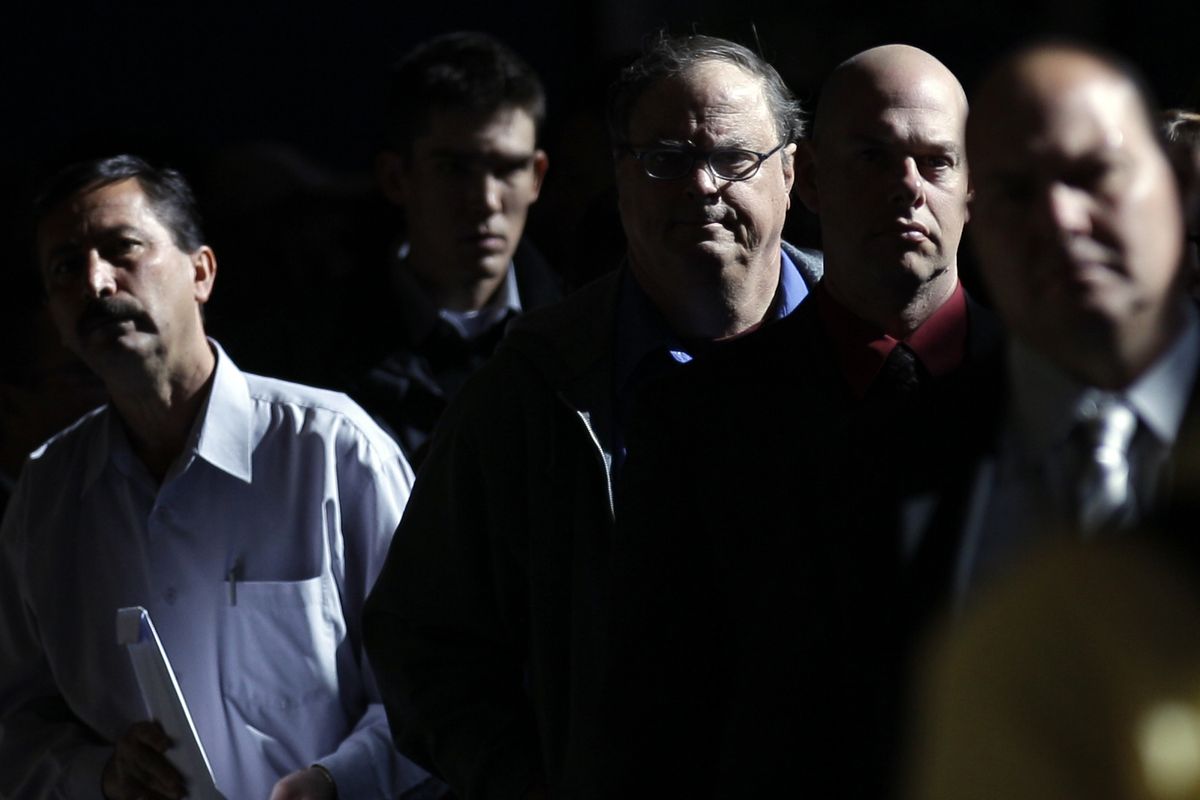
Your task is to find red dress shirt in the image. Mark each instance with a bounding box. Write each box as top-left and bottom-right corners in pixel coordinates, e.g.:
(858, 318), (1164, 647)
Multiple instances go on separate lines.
(814, 280), (969, 399)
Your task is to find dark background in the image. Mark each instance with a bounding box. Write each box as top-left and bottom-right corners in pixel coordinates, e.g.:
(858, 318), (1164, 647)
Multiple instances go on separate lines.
(5, 0), (1198, 172)
(2, 0), (1198, 383)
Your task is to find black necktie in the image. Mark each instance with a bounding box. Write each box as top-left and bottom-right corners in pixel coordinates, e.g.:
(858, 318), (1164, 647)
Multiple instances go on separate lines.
(868, 343), (925, 402)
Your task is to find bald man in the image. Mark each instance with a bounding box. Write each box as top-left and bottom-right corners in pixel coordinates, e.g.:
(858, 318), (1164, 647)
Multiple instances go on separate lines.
(606, 44), (998, 799)
(925, 44), (1199, 605)
(798, 43), (973, 341)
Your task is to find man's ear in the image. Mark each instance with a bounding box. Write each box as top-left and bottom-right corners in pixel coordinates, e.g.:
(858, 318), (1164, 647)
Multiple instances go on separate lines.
(192, 246), (217, 305)
(530, 149), (549, 201)
(965, 177), (974, 224)
(780, 142), (797, 210)
(375, 150), (409, 207)
(793, 140), (820, 214)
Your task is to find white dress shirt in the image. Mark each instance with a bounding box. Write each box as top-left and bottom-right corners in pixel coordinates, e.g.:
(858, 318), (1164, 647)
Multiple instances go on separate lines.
(0, 342), (429, 799)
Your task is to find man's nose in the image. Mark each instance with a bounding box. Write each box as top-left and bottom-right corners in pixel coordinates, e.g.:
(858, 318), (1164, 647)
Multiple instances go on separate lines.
(1040, 181), (1093, 237)
(890, 156), (927, 209)
(85, 251), (117, 298)
(684, 157), (721, 199)
(467, 172), (504, 214)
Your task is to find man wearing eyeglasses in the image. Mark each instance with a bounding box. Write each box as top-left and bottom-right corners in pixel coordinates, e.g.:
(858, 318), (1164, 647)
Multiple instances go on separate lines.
(606, 44), (999, 798)
(363, 33), (821, 800)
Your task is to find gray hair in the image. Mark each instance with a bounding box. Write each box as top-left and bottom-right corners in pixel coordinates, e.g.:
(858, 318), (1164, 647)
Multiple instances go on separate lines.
(606, 33), (804, 148)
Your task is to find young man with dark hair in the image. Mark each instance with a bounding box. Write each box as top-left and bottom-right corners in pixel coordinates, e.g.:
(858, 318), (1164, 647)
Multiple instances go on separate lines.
(345, 31), (559, 461)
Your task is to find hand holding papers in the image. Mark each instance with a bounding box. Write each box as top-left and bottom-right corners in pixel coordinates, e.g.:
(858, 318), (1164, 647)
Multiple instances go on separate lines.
(116, 606), (226, 800)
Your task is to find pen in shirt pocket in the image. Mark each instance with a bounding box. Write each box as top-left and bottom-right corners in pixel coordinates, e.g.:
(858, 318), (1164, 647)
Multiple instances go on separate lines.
(227, 558), (241, 606)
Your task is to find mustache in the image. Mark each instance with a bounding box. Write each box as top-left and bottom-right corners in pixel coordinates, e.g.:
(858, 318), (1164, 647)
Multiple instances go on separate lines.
(77, 297), (147, 337)
(1063, 238), (1120, 265)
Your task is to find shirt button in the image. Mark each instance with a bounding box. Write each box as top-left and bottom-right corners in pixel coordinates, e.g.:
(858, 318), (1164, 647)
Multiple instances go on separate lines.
(164, 587), (177, 604)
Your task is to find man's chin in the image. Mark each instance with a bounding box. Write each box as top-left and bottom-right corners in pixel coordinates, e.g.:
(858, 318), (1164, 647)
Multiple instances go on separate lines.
(454, 251), (516, 281)
(669, 239), (750, 270)
(75, 327), (154, 364)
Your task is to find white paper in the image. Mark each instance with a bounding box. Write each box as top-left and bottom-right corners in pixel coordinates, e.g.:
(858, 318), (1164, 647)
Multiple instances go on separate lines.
(116, 606), (226, 800)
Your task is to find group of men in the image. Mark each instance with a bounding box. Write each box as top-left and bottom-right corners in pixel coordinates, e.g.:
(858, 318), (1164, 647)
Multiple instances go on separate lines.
(0, 25), (1196, 800)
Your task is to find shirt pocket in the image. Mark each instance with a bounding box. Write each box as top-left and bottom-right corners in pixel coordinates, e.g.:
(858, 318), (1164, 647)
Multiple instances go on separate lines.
(217, 575), (342, 728)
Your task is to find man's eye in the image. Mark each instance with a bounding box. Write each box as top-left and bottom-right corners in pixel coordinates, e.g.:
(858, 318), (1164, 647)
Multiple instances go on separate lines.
(49, 258), (78, 277)
(491, 160), (531, 181)
(104, 239), (142, 260)
(433, 159), (471, 177)
(1068, 161), (1121, 193)
(711, 150), (758, 178)
(923, 155), (954, 171)
(645, 150), (689, 172)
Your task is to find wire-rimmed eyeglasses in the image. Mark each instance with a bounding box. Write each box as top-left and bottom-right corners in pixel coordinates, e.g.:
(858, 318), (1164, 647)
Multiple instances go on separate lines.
(620, 141), (788, 181)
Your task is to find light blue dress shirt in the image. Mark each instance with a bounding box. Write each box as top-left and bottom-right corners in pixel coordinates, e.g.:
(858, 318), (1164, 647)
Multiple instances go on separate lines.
(0, 342), (431, 799)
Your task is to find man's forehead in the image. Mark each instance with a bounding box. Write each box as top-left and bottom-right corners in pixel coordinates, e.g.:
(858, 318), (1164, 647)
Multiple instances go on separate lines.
(413, 105), (538, 156)
(628, 62), (772, 143)
(973, 73), (1149, 168)
(39, 179), (157, 244)
(820, 78), (964, 140)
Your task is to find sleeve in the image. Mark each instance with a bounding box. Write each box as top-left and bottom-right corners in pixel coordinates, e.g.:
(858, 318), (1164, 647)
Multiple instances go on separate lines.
(311, 417), (447, 800)
(363, 365), (543, 800)
(0, 472), (114, 800)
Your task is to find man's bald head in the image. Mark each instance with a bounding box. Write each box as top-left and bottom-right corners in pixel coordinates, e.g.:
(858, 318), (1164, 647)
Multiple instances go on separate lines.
(967, 44), (1185, 389)
(813, 44), (968, 147)
(796, 44), (970, 336)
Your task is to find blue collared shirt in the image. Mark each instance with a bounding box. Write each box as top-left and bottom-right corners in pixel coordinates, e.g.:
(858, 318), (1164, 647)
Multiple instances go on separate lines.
(612, 248), (811, 471)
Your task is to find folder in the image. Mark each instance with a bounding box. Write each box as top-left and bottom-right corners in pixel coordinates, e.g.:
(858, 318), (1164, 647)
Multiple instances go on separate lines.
(116, 606), (226, 800)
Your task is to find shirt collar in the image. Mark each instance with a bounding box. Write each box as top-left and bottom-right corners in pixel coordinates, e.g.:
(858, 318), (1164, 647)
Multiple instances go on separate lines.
(438, 261), (522, 340)
(775, 246), (810, 320)
(614, 268), (693, 398)
(1009, 304), (1200, 456)
(816, 279), (969, 398)
(392, 241), (522, 342)
(191, 340), (254, 484)
(78, 340), (252, 493)
(1129, 304), (1200, 444)
(614, 247), (807, 395)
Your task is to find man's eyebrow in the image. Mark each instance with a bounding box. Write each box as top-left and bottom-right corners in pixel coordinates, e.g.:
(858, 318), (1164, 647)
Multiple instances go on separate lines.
(101, 224), (147, 238)
(641, 136), (763, 150)
(43, 240), (80, 262)
(719, 134), (763, 149)
(844, 134), (964, 155)
(843, 133), (887, 148)
(922, 139), (964, 156)
(428, 148), (536, 161)
(43, 224), (146, 259)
